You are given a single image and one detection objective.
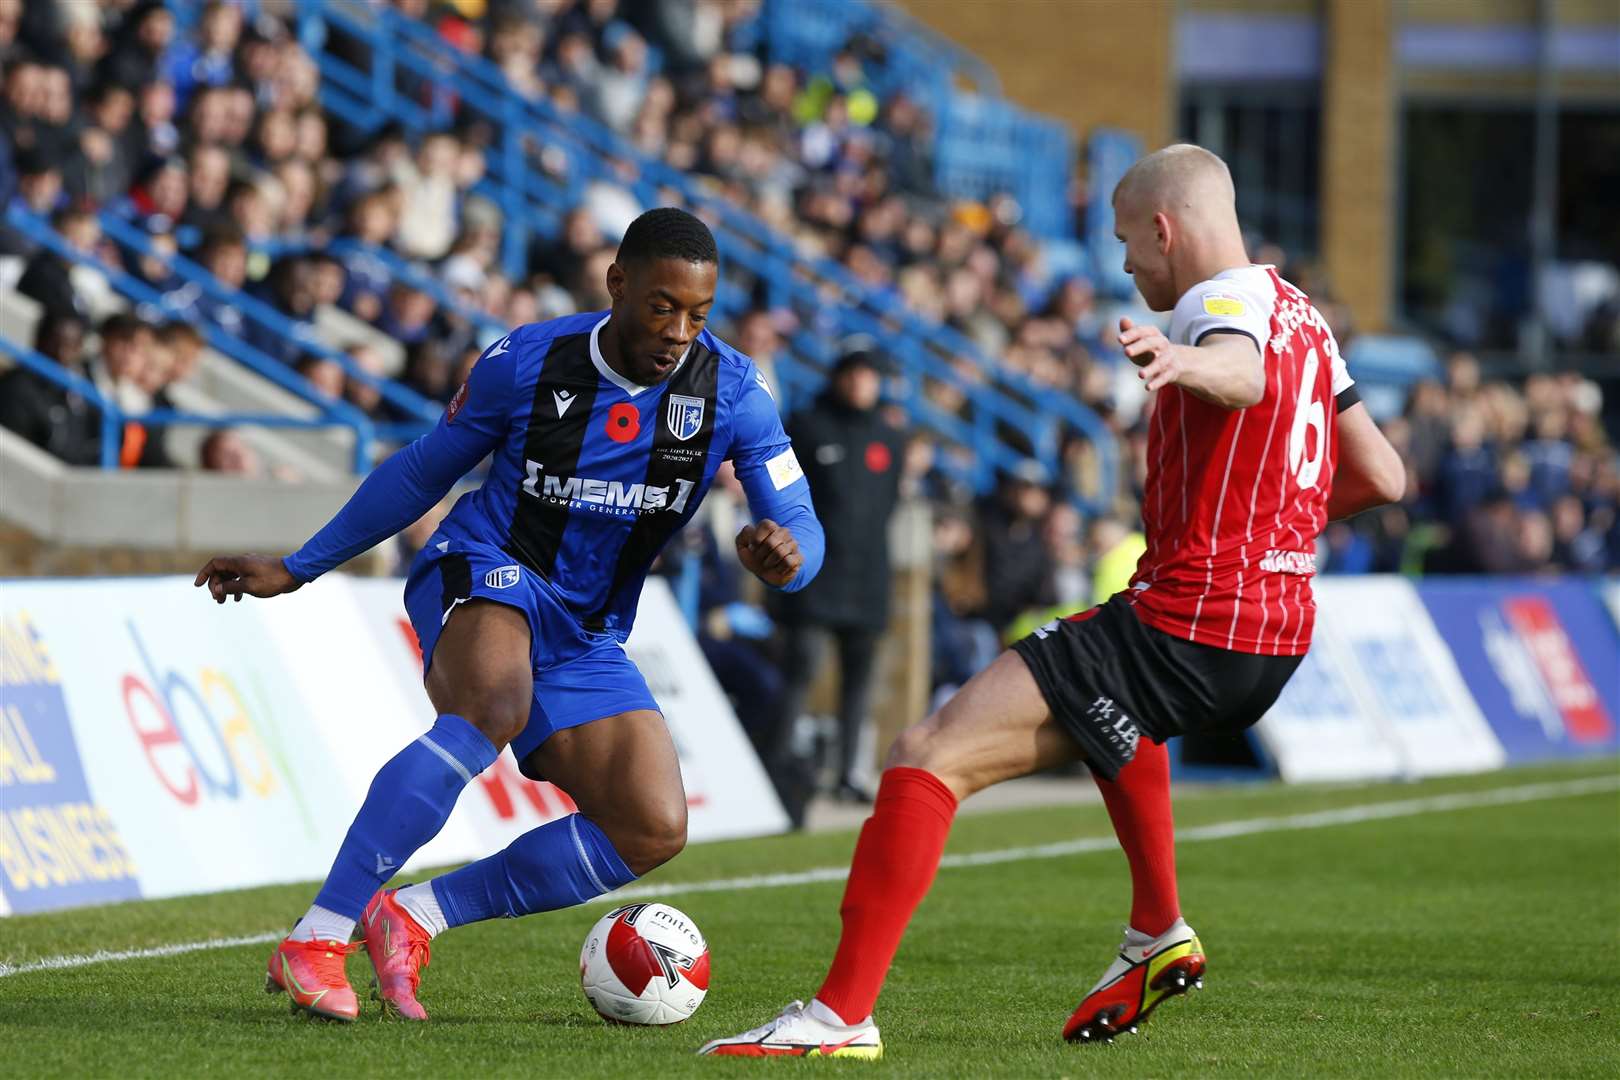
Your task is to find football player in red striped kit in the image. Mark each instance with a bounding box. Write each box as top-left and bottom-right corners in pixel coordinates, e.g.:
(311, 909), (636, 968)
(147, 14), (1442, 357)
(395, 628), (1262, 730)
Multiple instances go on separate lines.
(700, 144), (1406, 1058)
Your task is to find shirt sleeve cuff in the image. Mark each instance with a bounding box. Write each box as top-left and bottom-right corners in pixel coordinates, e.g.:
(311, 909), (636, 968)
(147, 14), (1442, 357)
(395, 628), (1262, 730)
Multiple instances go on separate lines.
(282, 554), (314, 584)
(1193, 326), (1262, 351)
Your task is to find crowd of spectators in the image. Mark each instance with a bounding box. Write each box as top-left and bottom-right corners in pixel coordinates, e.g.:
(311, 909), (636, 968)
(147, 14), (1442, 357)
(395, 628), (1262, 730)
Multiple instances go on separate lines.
(1328, 354), (1620, 578)
(1, 0), (1617, 750)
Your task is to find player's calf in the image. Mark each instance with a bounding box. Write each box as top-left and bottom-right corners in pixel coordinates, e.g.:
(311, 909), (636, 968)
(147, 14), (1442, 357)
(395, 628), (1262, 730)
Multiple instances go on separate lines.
(529, 710), (689, 876)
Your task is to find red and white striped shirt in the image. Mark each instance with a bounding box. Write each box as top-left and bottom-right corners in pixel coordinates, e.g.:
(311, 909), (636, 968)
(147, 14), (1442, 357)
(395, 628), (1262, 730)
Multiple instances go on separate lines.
(1126, 265), (1351, 656)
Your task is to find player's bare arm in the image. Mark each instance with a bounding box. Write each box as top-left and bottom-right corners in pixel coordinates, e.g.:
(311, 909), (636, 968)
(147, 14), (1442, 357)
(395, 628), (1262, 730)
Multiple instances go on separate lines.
(1120, 317), (1264, 408)
(1326, 401), (1405, 520)
(193, 553), (301, 604)
(735, 518), (805, 587)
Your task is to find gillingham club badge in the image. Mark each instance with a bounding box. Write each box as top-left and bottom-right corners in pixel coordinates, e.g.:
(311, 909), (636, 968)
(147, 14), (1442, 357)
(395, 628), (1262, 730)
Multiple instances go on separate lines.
(665, 394), (705, 441)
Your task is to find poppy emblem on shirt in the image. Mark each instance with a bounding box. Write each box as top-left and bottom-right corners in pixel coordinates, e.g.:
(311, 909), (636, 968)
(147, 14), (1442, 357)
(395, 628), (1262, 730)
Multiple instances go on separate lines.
(666, 394), (705, 441)
(606, 402), (641, 443)
(865, 440), (892, 473)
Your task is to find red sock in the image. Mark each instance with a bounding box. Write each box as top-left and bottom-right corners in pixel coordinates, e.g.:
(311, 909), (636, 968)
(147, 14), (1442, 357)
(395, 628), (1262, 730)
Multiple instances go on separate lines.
(1092, 739), (1180, 935)
(815, 767), (958, 1024)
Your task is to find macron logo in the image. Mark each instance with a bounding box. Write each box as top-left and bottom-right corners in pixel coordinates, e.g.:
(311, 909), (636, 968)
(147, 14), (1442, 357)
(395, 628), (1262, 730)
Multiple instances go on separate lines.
(553, 389), (577, 417)
(487, 336), (510, 357)
(375, 854), (396, 876)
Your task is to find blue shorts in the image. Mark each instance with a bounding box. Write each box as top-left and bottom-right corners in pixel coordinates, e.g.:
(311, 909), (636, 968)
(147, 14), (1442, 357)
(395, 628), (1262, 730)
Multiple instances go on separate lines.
(403, 539), (659, 777)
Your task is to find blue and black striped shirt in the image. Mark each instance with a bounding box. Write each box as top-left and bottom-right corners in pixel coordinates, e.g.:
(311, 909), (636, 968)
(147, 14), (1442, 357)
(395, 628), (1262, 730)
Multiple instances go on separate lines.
(283, 311), (824, 639)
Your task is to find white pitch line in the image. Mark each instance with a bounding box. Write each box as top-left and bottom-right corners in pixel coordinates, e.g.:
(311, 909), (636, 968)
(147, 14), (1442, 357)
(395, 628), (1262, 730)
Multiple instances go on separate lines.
(599, 773), (1620, 901)
(0, 932), (282, 978)
(2, 774), (1614, 980)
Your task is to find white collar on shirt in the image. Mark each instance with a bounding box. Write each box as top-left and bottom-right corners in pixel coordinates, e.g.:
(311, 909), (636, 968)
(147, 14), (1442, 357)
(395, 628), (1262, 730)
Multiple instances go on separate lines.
(589, 314), (690, 397)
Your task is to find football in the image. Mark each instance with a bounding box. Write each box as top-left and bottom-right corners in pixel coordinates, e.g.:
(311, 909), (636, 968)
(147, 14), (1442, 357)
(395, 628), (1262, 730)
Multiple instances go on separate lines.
(579, 902), (711, 1025)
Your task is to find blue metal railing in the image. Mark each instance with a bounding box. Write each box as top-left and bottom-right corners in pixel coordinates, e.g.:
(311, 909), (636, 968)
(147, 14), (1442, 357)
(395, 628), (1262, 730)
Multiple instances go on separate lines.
(316, 238), (1015, 471)
(292, 2), (1117, 508)
(94, 212), (442, 428)
(762, 0), (1074, 238)
(880, 2), (1002, 96)
(932, 93), (1075, 238)
(761, 0), (1000, 104)
(1084, 128), (1145, 300)
(317, 233), (1054, 490)
(0, 338), (122, 469)
(0, 337), (373, 472)
(5, 206), (382, 472)
(326, 238), (503, 337)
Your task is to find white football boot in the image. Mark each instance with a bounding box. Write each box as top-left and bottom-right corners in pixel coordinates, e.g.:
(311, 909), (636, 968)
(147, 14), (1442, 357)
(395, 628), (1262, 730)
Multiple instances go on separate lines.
(698, 999), (883, 1058)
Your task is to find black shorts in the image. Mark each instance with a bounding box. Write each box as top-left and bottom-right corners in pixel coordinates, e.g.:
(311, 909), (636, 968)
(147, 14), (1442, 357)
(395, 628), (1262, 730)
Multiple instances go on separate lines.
(1010, 594), (1303, 780)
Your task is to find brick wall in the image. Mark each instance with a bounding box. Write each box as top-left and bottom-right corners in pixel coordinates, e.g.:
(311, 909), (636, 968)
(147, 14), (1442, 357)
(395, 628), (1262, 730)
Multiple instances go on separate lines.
(1321, 0), (1396, 331)
(898, 0), (1175, 150)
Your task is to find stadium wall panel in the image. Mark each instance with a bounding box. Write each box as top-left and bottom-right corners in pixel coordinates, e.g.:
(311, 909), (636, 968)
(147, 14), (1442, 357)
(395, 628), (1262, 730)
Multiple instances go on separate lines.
(4, 573), (1615, 915)
(0, 577), (785, 916)
(1255, 577), (1620, 783)
(1414, 579), (1620, 764)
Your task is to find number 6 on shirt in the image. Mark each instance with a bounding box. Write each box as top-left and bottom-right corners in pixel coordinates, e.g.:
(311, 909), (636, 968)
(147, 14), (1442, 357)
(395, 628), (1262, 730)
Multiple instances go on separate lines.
(1287, 347), (1326, 490)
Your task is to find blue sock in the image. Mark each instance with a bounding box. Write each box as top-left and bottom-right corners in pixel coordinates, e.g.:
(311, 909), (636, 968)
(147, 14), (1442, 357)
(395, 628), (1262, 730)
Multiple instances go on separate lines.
(312, 714), (498, 919)
(430, 813), (638, 927)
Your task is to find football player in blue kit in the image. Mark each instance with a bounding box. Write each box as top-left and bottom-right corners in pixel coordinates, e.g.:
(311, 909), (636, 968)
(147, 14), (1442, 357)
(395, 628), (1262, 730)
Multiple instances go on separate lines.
(194, 208), (824, 1021)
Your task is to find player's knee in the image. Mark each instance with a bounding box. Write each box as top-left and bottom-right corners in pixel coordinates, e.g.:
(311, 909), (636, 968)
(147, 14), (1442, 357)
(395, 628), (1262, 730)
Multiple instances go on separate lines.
(614, 802), (688, 876)
(457, 688), (530, 749)
(883, 715), (977, 796)
(884, 719), (939, 771)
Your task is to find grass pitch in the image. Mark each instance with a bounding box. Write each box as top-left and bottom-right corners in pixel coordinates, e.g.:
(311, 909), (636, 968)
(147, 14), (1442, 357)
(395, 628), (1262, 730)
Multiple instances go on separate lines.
(2, 759), (1617, 1078)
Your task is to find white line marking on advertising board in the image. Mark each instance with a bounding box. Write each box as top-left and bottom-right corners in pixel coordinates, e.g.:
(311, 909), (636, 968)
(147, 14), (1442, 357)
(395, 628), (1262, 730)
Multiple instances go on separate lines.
(2, 774), (1613, 979)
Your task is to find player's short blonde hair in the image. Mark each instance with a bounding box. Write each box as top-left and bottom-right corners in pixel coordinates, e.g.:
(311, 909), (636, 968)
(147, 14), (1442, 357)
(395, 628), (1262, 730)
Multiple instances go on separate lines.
(1113, 144), (1235, 211)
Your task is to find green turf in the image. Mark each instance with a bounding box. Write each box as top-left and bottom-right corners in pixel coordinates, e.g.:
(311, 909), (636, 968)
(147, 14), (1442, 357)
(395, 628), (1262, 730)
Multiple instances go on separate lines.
(3, 759), (1617, 1078)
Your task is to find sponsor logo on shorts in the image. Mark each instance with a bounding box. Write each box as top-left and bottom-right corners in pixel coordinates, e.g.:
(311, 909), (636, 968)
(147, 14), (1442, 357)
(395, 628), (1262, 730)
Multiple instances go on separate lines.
(1260, 548), (1317, 575)
(1087, 695), (1140, 760)
(484, 565), (521, 589)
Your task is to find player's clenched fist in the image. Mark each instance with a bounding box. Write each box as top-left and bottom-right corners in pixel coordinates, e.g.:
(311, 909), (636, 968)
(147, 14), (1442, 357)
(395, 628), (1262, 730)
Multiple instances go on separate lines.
(193, 553), (302, 604)
(735, 519), (804, 587)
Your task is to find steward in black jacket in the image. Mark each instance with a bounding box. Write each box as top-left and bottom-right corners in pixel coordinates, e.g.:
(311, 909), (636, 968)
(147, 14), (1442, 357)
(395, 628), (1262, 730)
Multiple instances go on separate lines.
(769, 347), (905, 804)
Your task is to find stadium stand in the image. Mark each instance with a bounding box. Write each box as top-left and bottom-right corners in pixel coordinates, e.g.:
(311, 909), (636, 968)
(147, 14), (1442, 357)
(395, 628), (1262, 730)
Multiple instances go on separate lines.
(2, 0), (1616, 619)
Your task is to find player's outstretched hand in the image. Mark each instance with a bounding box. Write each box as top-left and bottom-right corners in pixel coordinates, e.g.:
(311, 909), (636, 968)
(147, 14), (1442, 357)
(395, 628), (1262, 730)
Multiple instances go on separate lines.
(735, 519), (804, 588)
(1120, 316), (1183, 392)
(193, 554), (302, 604)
